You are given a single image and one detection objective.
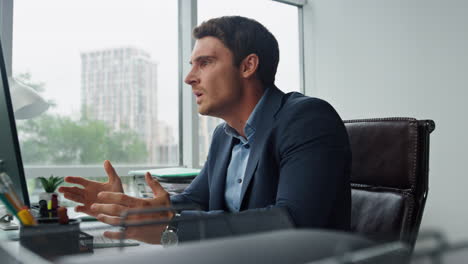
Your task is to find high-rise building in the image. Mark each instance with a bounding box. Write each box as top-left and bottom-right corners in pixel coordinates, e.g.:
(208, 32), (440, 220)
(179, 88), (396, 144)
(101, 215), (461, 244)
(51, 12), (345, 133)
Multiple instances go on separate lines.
(80, 47), (159, 163)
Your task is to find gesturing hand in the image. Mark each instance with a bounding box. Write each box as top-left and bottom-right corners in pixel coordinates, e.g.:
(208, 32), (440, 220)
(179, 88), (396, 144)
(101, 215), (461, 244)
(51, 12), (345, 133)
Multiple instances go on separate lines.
(91, 172), (173, 244)
(58, 160), (124, 217)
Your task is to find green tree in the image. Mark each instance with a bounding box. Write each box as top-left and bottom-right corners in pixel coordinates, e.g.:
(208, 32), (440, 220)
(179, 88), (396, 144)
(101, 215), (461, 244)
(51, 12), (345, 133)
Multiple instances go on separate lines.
(17, 115), (148, 165)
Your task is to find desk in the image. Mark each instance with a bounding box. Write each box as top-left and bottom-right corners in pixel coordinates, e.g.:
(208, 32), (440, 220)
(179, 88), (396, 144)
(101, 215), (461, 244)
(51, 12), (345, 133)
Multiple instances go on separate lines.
(58, 229), (379, 264)
(0, 221), (157, 264)
(2, 226), (383, 264)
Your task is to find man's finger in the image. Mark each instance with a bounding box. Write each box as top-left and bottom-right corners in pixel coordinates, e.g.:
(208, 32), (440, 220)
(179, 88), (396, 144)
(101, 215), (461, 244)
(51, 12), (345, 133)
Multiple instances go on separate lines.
(91, 203), (128, 217)
(75, 205), (90, 214)
(58, 186), (84, 196)
(145, 172), (167, 196)
(104, 160), (120, 183)
(63, 192), (84, 203)
(97, 191), (137, 207)
(103, 230), (127, 240)
(64, 176), (92, 187)
(96, 214), (122, 226)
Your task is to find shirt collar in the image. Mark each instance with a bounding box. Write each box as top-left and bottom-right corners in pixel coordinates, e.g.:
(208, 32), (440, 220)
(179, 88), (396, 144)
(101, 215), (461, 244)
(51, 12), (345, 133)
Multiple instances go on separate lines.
(223, 87), (271, 143)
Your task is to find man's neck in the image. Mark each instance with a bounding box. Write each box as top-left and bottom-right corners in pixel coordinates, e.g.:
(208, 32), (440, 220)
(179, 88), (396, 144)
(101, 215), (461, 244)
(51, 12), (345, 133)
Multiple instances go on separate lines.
(224, 83), (265, 138)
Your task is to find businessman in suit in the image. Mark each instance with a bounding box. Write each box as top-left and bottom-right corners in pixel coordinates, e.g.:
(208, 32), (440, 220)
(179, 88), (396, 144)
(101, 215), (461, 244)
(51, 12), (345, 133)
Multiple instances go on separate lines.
(59, 16), (351, 245)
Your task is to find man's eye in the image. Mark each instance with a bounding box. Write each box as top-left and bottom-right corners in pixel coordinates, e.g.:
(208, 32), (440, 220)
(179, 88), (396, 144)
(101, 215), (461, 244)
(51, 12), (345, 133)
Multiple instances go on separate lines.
(200, 60), (209, 67)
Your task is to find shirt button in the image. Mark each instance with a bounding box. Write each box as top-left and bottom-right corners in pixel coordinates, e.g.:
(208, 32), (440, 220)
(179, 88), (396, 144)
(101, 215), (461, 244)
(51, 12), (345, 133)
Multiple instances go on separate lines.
(237, 178), (242, 183)
(244, 144), (250, 149)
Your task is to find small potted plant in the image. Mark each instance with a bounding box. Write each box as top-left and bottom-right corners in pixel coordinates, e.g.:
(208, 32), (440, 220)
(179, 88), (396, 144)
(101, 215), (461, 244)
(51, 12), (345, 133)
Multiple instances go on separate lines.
(38, 175), (64, 201)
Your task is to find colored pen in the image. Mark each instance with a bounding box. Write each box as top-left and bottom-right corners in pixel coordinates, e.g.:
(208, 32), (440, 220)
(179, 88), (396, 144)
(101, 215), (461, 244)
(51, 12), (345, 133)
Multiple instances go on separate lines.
(0, 193), (19, 219)
(18, 207), (37, 226)
(2, 191), (21, 212)
(0, 173), (23, 209)
(0, 172), (37, 226)
(0, 183), (21, 214)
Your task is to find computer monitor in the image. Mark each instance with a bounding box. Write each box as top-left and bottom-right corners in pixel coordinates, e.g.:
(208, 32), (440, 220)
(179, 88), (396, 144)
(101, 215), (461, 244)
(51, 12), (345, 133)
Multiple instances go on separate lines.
(0, 38), (30, 207)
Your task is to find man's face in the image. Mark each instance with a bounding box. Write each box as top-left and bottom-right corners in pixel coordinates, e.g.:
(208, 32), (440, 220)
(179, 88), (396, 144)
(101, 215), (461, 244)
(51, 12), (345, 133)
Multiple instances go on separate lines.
(185, 37), (243, 117)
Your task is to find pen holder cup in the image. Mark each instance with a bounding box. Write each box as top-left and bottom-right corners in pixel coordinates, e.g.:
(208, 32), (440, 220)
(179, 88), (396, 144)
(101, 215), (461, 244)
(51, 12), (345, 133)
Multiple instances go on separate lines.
(19, 219), (91, 260)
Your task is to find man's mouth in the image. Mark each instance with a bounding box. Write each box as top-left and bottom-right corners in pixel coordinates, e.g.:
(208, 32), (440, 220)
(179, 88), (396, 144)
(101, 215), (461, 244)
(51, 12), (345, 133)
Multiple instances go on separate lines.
(193, 91), (204, 103)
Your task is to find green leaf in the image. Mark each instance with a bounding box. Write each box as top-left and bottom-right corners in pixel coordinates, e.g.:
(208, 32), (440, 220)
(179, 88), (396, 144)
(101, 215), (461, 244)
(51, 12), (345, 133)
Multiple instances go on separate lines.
(38, 175), (64, 193)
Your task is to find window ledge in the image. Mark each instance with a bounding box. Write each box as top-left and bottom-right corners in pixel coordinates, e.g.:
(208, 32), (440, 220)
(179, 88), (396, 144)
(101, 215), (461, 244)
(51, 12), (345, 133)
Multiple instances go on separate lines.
(24, 164), (180, 178)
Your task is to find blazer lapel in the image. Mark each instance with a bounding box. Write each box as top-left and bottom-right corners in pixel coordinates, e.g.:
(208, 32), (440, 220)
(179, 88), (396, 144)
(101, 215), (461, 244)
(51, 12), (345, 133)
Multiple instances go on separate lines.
(239, 87), (285, 204)
(210, 135), (236, 210)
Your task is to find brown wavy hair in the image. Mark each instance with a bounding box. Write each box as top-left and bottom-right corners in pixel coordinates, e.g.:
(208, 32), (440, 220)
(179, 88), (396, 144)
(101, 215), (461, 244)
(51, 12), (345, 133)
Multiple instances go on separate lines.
(193, 16), (279, 86)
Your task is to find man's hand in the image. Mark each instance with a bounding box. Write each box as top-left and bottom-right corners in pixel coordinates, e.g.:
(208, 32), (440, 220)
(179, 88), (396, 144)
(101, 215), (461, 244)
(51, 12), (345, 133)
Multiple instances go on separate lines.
(91, 172), (173, 244)
(58, 160), (124, 217)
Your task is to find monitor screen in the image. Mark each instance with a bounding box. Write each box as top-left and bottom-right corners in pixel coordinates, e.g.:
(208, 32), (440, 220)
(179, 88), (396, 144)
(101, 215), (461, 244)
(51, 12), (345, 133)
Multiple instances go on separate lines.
(0, 39), (30, 207)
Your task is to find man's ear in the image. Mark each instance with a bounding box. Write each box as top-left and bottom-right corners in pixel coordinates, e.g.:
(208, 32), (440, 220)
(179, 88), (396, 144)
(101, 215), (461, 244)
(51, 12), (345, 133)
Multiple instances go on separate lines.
(240, 54), (259, 79)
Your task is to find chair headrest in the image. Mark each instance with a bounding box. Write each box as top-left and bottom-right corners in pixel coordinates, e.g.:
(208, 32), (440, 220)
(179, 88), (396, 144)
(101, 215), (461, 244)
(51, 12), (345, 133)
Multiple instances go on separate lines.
(344, 118), (419, 190)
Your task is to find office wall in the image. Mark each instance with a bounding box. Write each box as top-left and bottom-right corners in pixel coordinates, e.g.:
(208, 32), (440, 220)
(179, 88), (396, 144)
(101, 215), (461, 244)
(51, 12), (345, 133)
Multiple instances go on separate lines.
(303, 0), (468, 242)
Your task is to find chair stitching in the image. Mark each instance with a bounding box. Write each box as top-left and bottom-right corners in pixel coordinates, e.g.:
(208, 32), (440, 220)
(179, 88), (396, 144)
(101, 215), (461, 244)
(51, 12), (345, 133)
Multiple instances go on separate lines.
(406, 121), (418, 228)
(408, 121), (418, 191)
(343, 117), (417, 124)
(401, 191), (415, 241)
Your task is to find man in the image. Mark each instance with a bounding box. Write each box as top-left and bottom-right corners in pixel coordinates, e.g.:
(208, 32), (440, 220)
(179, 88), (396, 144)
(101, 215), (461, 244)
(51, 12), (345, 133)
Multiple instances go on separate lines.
(59, 16), (351, 245)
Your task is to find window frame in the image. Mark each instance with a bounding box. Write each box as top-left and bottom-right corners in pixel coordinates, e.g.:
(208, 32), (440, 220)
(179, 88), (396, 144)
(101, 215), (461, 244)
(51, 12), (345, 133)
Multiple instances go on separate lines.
(1, 0), (307, 178)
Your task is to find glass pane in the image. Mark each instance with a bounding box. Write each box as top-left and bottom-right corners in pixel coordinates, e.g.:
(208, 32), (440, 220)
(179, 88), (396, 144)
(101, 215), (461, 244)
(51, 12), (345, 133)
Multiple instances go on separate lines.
(12, 0), (179, 167)
(197, 0), (300, 165)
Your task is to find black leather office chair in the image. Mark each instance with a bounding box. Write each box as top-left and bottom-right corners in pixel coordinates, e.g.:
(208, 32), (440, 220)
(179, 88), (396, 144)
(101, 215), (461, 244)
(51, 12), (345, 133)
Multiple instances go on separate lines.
(344, 118), (435, 248)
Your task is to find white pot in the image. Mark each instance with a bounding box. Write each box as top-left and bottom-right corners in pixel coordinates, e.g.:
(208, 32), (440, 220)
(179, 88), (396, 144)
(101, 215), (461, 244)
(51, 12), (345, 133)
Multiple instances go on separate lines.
(38, 192), (59, 204)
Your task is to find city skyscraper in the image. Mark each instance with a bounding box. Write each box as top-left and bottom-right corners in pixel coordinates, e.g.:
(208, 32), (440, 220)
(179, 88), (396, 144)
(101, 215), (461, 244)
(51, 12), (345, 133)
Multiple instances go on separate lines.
(80, 47), (164, 164)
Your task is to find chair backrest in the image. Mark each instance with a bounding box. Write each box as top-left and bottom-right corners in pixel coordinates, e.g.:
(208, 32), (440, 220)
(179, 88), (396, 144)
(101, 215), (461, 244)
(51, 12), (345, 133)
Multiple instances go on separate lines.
(344, 118), (435, 248)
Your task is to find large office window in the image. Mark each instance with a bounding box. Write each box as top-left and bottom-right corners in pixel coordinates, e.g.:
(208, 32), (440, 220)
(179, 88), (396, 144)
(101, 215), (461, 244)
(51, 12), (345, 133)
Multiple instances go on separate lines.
(6, 0), (304, 174)
(12, 0), (179, 170)
(197, 0), (301, 164)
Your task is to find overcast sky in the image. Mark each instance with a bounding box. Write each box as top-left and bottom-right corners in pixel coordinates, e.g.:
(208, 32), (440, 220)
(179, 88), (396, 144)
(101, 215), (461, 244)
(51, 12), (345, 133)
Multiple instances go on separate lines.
(12, 0), (299, 129)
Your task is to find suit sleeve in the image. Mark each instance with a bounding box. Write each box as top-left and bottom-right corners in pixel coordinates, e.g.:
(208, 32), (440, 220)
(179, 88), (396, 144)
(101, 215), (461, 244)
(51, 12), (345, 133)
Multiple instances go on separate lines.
(273, 99), (351, 228)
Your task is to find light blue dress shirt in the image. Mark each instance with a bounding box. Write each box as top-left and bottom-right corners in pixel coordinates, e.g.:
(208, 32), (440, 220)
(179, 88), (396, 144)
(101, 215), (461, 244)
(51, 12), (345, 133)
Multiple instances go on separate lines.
(223, 89), (269, 212)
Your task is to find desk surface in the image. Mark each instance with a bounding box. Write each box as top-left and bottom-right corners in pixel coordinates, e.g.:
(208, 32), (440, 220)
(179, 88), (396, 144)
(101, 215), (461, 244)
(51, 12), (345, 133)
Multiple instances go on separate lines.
(0, 221), (157, 263)
(58, 229), (376, 264)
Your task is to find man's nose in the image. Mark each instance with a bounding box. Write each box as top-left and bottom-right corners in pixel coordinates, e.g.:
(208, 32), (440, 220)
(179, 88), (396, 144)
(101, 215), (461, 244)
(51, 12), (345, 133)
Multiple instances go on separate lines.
(184, 69), (199, 86)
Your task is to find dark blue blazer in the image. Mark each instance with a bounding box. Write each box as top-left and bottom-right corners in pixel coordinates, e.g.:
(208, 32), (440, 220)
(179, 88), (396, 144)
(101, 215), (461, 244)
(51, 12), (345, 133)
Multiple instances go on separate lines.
(171, 86), (351, 240)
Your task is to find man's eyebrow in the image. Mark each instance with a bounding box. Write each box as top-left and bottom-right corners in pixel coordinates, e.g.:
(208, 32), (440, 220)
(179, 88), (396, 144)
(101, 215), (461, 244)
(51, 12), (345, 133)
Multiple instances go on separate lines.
(189, 55), (215, 65)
